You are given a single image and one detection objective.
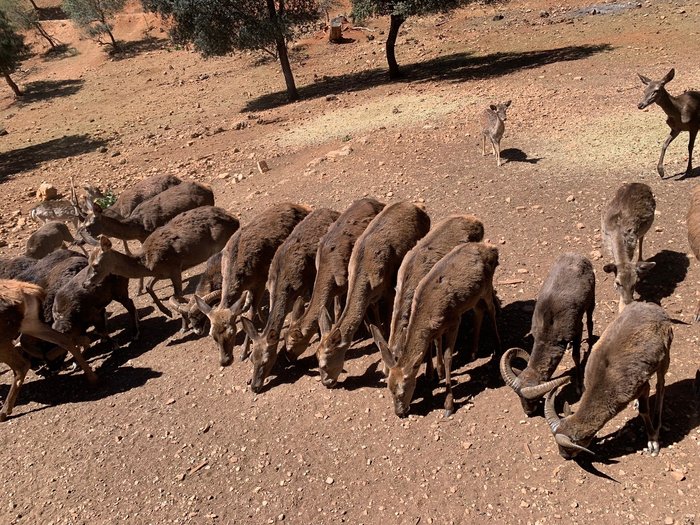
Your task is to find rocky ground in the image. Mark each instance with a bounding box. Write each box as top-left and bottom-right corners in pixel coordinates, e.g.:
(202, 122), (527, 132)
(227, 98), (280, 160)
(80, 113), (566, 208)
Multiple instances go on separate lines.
(1, 0), (699, 523)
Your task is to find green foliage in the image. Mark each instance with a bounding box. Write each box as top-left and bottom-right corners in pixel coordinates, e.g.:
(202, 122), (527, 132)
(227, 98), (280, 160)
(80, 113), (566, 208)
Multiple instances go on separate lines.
(62, 0), (125, 49)
(351, 0), (474, 22)
(95, 189), (117, 209)
(142, 1), (320, 57)
(0, 8), (28, 74)
(0, 0), (37, 31)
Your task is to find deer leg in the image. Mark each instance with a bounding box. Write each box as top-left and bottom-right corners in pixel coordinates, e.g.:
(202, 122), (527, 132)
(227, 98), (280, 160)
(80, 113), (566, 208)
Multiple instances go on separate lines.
(21, 317), (97, 384)
(496, 140), (502, 167)
(649, 366), (668, 457)
(682, 128), (698, 178)
(435, 335), (445, 381)
(443, 325), (460, 417)
(586, 303), (594, 349)
(146, 277), (172, 318)
(117, 296), (140, 341)
(571, 334), (583, 396)
(469, 306), (484, 362)
(0, 346), (31, 422)
(482, 134), (487, 156)
(657, 129), (680, 178)
(638, 235), (645, 262)
(637, 381), (653, 448)
(694, 296), (700, 323)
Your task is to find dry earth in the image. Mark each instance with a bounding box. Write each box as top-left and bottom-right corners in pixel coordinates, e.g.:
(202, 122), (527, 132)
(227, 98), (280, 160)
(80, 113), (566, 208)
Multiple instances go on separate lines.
(1, 0), (700, 524)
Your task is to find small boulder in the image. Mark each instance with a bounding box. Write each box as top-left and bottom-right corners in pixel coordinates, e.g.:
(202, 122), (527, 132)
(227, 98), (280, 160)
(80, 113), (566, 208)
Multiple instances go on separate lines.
(36, 182), (58, 202)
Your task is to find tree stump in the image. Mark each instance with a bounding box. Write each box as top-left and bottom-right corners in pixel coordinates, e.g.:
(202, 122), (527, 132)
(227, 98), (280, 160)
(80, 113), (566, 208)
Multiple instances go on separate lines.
(329, 16), (345, 43)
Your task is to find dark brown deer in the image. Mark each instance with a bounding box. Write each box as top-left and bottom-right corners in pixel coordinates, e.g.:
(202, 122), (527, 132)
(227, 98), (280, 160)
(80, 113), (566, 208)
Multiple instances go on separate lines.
(638, 69), (700, 179)
(284, 198), (385, 361)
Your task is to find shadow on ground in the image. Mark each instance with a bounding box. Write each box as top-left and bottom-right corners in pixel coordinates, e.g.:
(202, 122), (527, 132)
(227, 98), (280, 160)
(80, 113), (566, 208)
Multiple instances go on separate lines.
(110, 37), (170, 61)
(243, 44), (613, 112)
(0, 134), (108, 180)
(636, 249), (689, 305)
(15, 79), (84, 105)
(500, 148), (542, 164)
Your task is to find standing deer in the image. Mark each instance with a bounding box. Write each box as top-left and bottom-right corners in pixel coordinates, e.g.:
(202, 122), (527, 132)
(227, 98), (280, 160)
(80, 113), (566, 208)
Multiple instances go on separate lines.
(284, 198), (385, 361)
(602, 182), (656, 312)
(481, 100), (511, 167)
(316, 201), (431, 388)
(638, 68), (700, 179)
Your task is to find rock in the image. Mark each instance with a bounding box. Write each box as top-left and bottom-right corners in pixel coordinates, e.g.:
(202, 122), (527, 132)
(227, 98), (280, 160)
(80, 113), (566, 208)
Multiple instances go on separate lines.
(98, 146), (108, 153)
(233, 121), (248, 131)
(0, 239), (7, 248)
(671, 471), (686, 482)
(493, 14), (504, 21)
(326, 145), (353, 160)
(516, 268), (529, 274)
(326, 95), (338, 101)
(576, 222), (585, 229)
(540, 10), (550, 18)
(0, 128), (8, 136)
(257, 161), (270, 174)
(664, 518), (674, 525)
(566, 194), (575, 202)
(36, 182), (58, 202)
(325, 477), (334, 485)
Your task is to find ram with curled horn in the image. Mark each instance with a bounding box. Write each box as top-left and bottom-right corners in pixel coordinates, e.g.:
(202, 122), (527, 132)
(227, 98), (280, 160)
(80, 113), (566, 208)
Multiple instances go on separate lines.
(544, 301), (672, 460)
(500, 253), (595, 416)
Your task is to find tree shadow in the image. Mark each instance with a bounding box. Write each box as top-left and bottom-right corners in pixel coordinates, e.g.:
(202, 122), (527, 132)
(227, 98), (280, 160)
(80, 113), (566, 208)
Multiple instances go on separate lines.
(34, 5), (67, 21)
(0, 134), (108, 180)
(635, 250), (689, 305)
(594, 376), (700, 460)
(110, 37), (170, 61)
(500, 148), (542, 164)
(14, 79), (84, 105)
(243, 44), (613, 112)
(43, 44), (80, 61)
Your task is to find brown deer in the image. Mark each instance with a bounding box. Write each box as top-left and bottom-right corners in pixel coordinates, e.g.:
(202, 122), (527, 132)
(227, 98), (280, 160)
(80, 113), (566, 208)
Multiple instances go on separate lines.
(85, 206), (239, 317)
(602, 182), (656, 312)
(25, 222), (75, 259)
(687, 185), (700, 321)
(544, 301), (672, 458)
(372, 242), (501, 417)
(284, 198), (385, 361)
(481, 100), (511, 167)
(0, 279), (97, 421)
(638, 69), (700, 179)
(241, 208), (340, 393)
(195, 203), (311, 367)
(316, 201), (431, 388)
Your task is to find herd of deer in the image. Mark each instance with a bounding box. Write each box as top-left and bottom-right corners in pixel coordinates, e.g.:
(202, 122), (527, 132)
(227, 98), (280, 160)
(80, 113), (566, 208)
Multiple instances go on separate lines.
(0, 70), (699, 462)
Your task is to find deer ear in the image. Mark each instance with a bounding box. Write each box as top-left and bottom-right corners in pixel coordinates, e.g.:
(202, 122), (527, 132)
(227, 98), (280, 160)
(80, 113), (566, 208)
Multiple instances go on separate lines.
(603, 263), (617, 274)
(489, 104), (497, 111)
(638, 73), (651, 85)
(636, 261), (656, 275)
(230, 294), (247, 315)
(99, 235), (112, 251)
(504, 100), (511, 107)
(194, 295), (213, 316)
(662, 68), (675, 83)
(240, 316), (258, 341)
(371, 324), (397, 369)
(369, 323), (388, 353)
(319, 306), (332, 335)
(563, 401), (572, 417)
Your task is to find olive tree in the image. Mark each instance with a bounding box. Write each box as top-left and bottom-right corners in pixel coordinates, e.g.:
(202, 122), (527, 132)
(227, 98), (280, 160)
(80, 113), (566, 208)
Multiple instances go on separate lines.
(142, 0), (321, 102)
(0, 8), (28, 97)
(351, 0), (480, 79)
(0, 0), (59, 49)
(62, 0), (125, 52)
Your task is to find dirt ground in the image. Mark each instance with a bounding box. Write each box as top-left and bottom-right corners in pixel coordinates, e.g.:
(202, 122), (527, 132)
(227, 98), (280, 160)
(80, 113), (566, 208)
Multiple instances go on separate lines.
(1, 0), (700, 523)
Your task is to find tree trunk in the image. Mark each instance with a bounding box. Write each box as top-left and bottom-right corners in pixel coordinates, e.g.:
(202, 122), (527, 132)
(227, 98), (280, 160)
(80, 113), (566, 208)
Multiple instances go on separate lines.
(3, 73), (23, 97)
(29, 0), (39, 10)
(105, 27), (120, 51)
(386, 14), (405, 80)
(266, 0), (299, 101)
(34, 22), (58, 49)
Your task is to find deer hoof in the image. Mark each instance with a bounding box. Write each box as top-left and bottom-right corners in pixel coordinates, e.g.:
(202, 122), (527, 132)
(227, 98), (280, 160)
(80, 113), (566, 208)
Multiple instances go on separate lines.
(647, 440), (660, 456)
(0, 412), (7, 422)
(657, 166), (665, 178)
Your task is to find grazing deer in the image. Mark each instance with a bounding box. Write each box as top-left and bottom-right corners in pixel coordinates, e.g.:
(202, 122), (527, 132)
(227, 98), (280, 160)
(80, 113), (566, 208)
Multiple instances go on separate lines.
(316, 201), (431, 388)
(545, 301), (671, 458)
(85, 206), (239, 317)
(285, 198), (385, 361)
(481, 100), (511, 167)
(242, 208), (340, 393)
(638, 69), (700, 179)
(195, 203), (311, 367)
(373, 242), (501, 417)
(500, 253), (595, 416)
(0, 280), (97, 421)
(25, 222), (76, 259)
(602, 182), (656, 312)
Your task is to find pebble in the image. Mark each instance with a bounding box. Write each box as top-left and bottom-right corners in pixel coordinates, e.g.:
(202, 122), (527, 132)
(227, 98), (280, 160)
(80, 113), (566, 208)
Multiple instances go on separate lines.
(325, 477), (334, 485)
(664, 518), (674, 525)
(566, 194), (575, 202)
(576, 222), (585, 229)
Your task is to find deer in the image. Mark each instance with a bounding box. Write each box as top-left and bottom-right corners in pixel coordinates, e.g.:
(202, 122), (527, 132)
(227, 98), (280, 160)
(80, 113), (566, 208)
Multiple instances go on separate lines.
(193, 203), (311, 367)
(372, 242), (501, 417)
(688, 185), (700, 322)
(378, 214), (484, 373)
(25, 222), (76, 259)
(84, 206), (239, 318)
(544, 301), (672, 459)
(602, 182), (656, 312)
(284, 198), (385, 361)
(241, 208), (340, 393)
(500, 253), (595, 416)
(0, 279), (97, 421)
(481, 100), (511, 167)
(638, 68), (700, 179)
(168, 250), (224, 334)
(316, 201), (431, 388)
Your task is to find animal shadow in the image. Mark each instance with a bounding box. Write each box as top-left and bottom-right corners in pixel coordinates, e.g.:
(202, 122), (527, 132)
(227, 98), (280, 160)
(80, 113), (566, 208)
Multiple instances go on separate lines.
(500, 148), (542, 164)
(593, 376), (700, 460)
(635, 250), (689, 304)
(673, 166), (700, 180)
(257, 353), (320, 393)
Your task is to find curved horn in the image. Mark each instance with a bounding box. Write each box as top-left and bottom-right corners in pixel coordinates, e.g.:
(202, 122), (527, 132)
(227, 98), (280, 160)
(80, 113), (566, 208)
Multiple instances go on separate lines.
(79, 227), (99, 246)
(519, 374), (572, 400)
(544, 386), (563, 434)
(195, 289), (221, 310)
(554, 433), (595, 456)
(169, 296), (191, 314)
(499, 347), (530, 392)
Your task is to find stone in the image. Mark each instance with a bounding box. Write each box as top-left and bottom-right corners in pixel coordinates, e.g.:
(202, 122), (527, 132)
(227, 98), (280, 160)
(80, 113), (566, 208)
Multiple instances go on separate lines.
(566, 194), (575, 202)
(36, 182), (58, 202)
(325, 477), (334, 485)
(257, 161), (270, 174)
